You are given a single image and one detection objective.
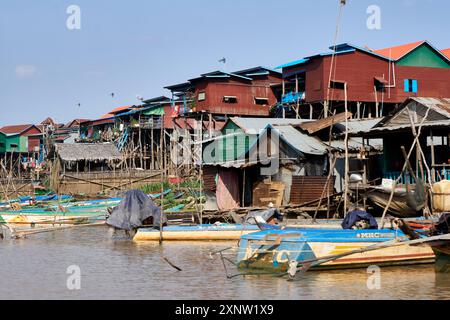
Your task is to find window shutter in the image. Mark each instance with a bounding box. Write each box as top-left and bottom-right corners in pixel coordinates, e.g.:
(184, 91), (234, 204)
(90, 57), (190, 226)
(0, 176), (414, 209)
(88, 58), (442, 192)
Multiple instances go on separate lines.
(404, 79), (410, 92)
(412, 80), (418, 93)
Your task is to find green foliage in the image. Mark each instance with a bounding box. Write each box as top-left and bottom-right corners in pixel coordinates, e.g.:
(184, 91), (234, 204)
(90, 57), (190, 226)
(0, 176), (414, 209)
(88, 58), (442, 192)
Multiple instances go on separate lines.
(139, 181), (172, 194)
(178, 179), (203, 189)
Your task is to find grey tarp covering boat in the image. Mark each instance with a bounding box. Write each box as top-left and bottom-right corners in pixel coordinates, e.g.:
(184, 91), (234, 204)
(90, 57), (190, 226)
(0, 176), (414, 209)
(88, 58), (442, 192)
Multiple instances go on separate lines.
(367, 183), (427, 218)
(106, 190), (167, 231)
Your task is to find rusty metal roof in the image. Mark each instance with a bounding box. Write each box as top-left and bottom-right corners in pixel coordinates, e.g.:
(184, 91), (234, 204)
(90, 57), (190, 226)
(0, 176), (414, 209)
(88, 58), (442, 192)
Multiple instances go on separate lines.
(0, 124), (37, 136)
(364, 120), (450, 134)
(335, 118), (382, 134)
(411, 97), (450, 116)
(330, 138), (383, 152)
(298, 112), (353, 134)
(273, 125), (328, 156)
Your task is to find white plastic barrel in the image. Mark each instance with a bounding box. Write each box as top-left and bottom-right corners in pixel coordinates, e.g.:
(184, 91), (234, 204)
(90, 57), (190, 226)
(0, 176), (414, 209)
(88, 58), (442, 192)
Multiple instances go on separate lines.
(433, 180), (450, 212)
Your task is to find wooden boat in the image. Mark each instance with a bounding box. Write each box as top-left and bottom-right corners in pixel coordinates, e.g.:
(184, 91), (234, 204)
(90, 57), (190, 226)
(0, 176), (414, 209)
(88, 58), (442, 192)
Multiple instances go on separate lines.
(0, 198), (119, 226)
(0, 194), (73, 210)
(236, 228), (435, 272)
(420, 236), (450, 272)
(0, 210), (106, 225)
(133, 224), (261, 241)
(362, 180), (428, 218)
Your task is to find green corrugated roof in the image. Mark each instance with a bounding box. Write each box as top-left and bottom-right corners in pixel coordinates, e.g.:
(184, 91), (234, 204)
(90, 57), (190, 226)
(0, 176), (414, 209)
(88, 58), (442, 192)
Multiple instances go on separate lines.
(142, 106), (165, 116)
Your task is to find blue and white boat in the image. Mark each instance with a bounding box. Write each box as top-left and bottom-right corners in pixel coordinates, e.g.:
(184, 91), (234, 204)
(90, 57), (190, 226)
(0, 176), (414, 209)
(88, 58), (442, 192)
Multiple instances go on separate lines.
(236, 228), (435, 271)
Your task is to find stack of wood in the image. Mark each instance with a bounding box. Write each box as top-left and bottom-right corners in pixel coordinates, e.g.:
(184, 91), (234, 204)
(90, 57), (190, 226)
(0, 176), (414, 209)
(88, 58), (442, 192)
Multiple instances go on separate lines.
(252, 181), (285, 207)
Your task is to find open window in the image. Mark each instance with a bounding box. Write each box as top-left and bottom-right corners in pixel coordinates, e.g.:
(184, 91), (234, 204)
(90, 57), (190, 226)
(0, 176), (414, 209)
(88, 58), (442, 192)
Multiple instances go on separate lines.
(223, 96), (238, 103)
(329, 80), (346, 90)
(254, 97), (269, 105)
(374, 77), (388, 91)
(9, 143), (18, 149)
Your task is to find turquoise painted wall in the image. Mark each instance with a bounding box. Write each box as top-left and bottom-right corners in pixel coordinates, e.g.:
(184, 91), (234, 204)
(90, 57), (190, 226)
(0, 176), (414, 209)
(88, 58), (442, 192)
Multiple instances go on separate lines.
(204, 121), (257, 163)
(0, 133), (5, 153)
(0, 134), (28, 153)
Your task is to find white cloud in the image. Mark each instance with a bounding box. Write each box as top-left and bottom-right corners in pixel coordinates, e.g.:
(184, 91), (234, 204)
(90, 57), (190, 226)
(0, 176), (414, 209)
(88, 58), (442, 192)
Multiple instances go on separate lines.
(15, 65), (37, 78)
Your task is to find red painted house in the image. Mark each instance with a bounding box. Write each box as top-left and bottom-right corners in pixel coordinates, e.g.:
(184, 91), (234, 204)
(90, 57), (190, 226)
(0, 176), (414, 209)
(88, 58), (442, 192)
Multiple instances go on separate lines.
(278, 41), (450, 119)
(165, 67), (282, 118)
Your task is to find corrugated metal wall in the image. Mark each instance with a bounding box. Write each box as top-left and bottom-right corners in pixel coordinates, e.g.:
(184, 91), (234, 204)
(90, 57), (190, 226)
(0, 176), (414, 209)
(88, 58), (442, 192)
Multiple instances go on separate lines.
(290, 176), (335, 205)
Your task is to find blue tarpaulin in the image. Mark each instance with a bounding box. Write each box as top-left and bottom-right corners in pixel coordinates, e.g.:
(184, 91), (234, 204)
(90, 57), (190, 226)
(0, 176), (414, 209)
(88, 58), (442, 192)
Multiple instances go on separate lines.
(342, 210), (378, 230)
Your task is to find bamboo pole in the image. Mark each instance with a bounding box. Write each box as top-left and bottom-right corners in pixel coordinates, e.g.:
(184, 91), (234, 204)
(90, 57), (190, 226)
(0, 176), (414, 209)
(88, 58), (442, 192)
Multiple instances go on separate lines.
(159, 114), (164, 245)
(379, 107), (432, 229)
(343, 82), (349, 216)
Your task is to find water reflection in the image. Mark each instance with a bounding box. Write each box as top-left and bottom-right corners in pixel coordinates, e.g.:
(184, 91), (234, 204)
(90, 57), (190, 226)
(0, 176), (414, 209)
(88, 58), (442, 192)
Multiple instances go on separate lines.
(0, 227), (449, 300)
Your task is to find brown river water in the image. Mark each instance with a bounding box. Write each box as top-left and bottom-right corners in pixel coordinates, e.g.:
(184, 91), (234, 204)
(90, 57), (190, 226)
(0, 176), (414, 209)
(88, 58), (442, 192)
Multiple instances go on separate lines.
(0, 226), (449, 300)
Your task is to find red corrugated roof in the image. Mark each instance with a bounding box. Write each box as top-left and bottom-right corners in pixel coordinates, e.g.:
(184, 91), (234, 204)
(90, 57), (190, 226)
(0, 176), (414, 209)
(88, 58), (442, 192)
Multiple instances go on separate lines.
(41, 117), (56, 125)
(374, 41), (425, 60)
(442, 48), (450, 59)
(0, 124), (34, 135)
(100, 113), (114, 119)
(66, 119), (90, 128)
(110, 105), (132, 114)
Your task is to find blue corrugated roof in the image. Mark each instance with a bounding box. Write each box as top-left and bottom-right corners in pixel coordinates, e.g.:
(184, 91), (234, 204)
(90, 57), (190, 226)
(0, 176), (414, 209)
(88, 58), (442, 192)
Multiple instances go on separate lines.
(328, 43), (392, 61)
(275, 58), (310, 70)
(276, 42), (396, 71)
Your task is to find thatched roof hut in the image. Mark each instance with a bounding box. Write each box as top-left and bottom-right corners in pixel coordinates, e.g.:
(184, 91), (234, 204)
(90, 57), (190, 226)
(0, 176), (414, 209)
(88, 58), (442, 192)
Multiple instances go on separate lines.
(55, 143), (122, 162)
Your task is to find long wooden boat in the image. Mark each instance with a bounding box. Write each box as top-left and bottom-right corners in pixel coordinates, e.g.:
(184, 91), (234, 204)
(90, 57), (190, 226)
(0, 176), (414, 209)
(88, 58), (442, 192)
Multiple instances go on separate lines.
(236, 228), (435, 272)
(133, 224), (261, 241)
(0, 210), (106, 225)
(0, 198), (119, 226)
(365, 186), (423, 218)
(0, 194), (73, 210)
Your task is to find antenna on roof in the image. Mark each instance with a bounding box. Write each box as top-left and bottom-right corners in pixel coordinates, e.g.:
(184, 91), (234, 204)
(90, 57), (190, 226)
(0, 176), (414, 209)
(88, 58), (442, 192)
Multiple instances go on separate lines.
(340, 0), (347, 5)
(136, 95), (144, 102)
(111, 92), (115, 98)
(77, 103), (81, 108)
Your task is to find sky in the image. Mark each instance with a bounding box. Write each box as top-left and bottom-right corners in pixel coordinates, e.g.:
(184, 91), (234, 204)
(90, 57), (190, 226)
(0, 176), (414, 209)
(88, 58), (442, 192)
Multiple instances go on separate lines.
(0, 0), (448, 126)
